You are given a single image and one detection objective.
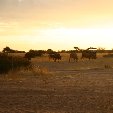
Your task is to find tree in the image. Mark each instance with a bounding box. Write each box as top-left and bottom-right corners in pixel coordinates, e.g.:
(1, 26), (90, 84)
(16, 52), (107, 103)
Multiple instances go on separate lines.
(97, 47), (105, 50)
(74, 47), (80, 50)
(97, 47), (105, 53)
(2, 46), (11, 53)
(46, 49), (54, 54)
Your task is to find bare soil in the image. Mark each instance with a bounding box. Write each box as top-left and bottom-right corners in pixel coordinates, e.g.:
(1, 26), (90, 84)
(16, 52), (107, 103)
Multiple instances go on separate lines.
(1, 53), (113, 113)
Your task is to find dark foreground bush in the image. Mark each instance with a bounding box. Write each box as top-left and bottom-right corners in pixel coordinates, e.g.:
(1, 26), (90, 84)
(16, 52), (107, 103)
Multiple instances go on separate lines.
(0, 53), (30, 74)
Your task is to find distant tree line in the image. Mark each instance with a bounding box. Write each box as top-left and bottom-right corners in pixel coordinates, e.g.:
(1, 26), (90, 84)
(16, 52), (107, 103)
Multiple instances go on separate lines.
(2, 46), (25, 53)
(1, 46), (113, 54)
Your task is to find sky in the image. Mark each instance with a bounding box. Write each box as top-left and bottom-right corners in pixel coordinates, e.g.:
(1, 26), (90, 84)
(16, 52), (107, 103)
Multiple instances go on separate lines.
(0, 0), (113, 51)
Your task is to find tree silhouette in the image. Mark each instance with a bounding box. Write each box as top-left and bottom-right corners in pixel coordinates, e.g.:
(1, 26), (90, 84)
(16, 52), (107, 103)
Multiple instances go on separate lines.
(46, 49), (54, 54)
(2, 46), (11, 53)
(74, 47), (80, 52)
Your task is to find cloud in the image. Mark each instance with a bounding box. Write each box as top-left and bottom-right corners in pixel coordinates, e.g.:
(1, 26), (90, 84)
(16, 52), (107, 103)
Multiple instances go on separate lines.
(0, 0), (113, 27)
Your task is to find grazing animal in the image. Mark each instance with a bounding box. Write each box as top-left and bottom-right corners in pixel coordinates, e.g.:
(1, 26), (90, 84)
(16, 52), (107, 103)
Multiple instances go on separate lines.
(24, 52), (34, 60)
(24, 52), (32, 60)
(48, 53), (61, 62)
(81, 50), (97, 60)
(69, 52), (78, 62)
(48, 54), (55, 61)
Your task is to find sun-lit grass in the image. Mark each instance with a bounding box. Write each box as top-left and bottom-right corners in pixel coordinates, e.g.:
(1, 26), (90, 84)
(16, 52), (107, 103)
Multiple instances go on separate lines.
(1, 52), (113, 81)
(1, 52), (113, 112)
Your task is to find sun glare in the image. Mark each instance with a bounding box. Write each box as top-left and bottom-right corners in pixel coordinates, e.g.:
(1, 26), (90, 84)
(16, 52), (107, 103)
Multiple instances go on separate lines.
(0, 0), (113, 51)
(22, 27), (112, 50)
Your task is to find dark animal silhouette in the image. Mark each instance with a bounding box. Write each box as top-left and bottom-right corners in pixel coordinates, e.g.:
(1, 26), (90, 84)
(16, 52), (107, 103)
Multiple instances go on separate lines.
(81, 50), (97, 60)
(24, 52), (32, 60)
(69, 52), (78, 62)
(48, 53), (61, 62)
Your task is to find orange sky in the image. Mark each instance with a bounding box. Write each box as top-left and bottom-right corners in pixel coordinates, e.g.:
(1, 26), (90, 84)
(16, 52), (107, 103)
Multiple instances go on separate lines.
(0, 0), (113, 51)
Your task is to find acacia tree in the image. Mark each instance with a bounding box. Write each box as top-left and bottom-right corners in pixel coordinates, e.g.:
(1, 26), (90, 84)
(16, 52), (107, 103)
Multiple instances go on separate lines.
(74, 47), (80, 50)
(2, 46), (11, 53)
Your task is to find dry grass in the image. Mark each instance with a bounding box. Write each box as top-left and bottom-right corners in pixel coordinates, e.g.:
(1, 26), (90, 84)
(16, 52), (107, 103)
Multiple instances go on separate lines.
(1, 52), (113, 113)
(2, 52), (113, 81)
(8, 53), (25, 57)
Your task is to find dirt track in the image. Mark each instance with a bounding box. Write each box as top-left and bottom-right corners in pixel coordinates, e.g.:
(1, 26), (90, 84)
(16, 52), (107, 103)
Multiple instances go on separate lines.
(1, 56), (113, 113)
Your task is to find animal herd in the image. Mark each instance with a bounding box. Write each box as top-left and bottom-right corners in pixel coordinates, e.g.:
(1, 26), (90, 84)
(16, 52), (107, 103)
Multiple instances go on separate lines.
(48, 50), (97, 62)
(24, 48), (97, 62)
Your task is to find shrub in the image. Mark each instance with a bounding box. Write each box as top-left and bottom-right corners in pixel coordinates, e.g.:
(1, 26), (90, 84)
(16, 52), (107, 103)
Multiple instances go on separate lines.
(0, 53), (30, 74)
(0, 53), (12, 74)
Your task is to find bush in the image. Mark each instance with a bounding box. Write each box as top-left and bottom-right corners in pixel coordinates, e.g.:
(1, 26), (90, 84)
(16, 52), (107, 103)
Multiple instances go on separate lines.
(24, 50), (45, 60)
(0, 53), (11, 74)
(0, 53), (30, 74)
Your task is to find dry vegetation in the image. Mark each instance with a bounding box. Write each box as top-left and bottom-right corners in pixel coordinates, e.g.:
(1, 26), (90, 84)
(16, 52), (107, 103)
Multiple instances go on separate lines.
(1, 53), (113, 113)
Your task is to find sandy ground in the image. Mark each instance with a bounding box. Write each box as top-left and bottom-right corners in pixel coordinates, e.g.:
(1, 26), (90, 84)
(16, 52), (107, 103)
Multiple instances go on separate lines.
(1, 54), (113, 113)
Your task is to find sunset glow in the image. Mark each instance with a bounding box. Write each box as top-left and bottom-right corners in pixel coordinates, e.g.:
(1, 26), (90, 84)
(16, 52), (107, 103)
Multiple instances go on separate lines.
(0, 0), (113, 51)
